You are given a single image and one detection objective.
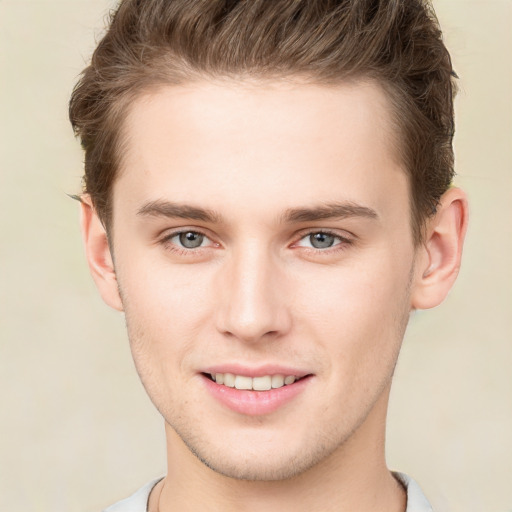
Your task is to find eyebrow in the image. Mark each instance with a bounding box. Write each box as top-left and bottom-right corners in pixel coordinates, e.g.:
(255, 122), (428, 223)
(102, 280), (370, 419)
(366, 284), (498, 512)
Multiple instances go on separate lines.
(137, 200), (221, 223)
(282, 202), (379, 223)
(136, 199), (378, 224)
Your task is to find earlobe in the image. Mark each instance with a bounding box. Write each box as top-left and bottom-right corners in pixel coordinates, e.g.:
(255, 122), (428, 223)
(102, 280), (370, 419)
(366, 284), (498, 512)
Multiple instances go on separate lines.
(80, 196), (123, 311)
(411, 187), (469, 310)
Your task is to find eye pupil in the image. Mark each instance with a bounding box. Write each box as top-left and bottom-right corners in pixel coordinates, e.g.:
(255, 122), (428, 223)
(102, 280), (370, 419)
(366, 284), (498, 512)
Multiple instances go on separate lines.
(310, 232), (335, 249)
(179, 232), (204, 248)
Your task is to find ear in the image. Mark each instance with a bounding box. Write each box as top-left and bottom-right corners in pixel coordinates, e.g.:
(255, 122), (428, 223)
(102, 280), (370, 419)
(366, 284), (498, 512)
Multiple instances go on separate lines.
(80, 196), (123, 311)
(411, 187), (469, 310)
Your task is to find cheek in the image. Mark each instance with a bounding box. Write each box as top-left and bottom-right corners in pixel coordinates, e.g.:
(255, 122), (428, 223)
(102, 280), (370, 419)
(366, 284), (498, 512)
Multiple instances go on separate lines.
(120, 256), (211, 319)
(117, 257), (216, 371)
(291, 250), (413, 358)
(118, 263), (216, 414)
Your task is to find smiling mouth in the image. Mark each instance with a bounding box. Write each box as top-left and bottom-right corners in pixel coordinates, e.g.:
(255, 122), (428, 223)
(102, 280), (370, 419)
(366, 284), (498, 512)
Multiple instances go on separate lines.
(204, 373), (307, 391)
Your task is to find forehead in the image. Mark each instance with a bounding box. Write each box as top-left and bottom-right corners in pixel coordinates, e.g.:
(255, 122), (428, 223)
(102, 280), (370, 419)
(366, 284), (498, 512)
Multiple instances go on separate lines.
(114, 79), (407, 226)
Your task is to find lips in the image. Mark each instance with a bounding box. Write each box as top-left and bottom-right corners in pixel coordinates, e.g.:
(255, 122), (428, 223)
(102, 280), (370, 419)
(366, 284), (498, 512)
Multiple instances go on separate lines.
(200, 365), (313, 416)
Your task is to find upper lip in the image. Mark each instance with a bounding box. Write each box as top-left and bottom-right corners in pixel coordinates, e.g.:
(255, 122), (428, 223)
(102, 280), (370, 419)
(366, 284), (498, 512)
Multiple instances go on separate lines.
(201, 364), (311, 379)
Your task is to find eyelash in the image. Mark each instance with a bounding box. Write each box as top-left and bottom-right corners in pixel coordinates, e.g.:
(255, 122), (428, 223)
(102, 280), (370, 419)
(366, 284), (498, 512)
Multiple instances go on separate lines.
(160, 230), (217, 257)
(159, 229), (353, 256)
(293, 229), (353, 254)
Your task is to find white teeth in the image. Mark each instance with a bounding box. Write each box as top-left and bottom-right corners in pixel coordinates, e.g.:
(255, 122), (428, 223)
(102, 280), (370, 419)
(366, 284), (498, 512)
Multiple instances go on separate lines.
(252, 376), (272, 391)
(210, 373), (300, 391)
(271, 374), (284, 388)
(223, 373), (235, 387)
(234, 375), (252, 390)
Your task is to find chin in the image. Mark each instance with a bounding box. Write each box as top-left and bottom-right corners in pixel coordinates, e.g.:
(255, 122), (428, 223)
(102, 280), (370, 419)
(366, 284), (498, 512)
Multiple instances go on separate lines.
(171, 418), (348, 482)
(193, 448), (321, 482)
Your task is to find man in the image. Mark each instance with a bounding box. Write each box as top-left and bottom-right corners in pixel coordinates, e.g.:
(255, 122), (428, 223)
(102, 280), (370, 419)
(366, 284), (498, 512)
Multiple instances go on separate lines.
(70, 0), (468, 510)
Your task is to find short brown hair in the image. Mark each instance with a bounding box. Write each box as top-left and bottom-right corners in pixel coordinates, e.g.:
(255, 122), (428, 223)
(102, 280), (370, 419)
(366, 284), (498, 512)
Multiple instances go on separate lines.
(69, 0), (457, 243)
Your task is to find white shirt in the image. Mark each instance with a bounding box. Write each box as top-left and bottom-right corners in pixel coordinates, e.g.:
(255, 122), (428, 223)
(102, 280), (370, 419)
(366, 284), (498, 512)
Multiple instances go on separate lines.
(103, 472), (433, 512)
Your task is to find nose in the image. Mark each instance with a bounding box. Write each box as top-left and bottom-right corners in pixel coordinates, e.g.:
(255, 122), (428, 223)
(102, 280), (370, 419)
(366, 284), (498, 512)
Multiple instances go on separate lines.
(214, 244), (292, 343)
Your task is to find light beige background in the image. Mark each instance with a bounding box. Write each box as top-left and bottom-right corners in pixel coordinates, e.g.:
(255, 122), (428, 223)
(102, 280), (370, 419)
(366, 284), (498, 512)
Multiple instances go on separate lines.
(0, 1), (510, 511)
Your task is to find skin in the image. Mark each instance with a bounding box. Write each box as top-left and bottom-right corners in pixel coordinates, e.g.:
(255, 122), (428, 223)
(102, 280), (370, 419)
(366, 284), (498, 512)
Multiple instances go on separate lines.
(81, 79), (468, 512)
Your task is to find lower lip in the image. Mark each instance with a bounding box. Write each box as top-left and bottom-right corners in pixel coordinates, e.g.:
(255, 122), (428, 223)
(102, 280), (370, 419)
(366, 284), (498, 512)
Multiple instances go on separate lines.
(201, 374), (312, 416)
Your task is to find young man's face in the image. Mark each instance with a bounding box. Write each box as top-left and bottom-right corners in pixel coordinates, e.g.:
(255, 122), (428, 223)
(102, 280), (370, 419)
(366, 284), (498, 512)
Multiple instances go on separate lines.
(104, 80), (419, 480)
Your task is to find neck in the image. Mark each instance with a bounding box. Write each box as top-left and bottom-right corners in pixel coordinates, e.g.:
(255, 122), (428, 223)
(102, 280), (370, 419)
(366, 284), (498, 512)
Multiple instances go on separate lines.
(153, 386), (406, 512)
